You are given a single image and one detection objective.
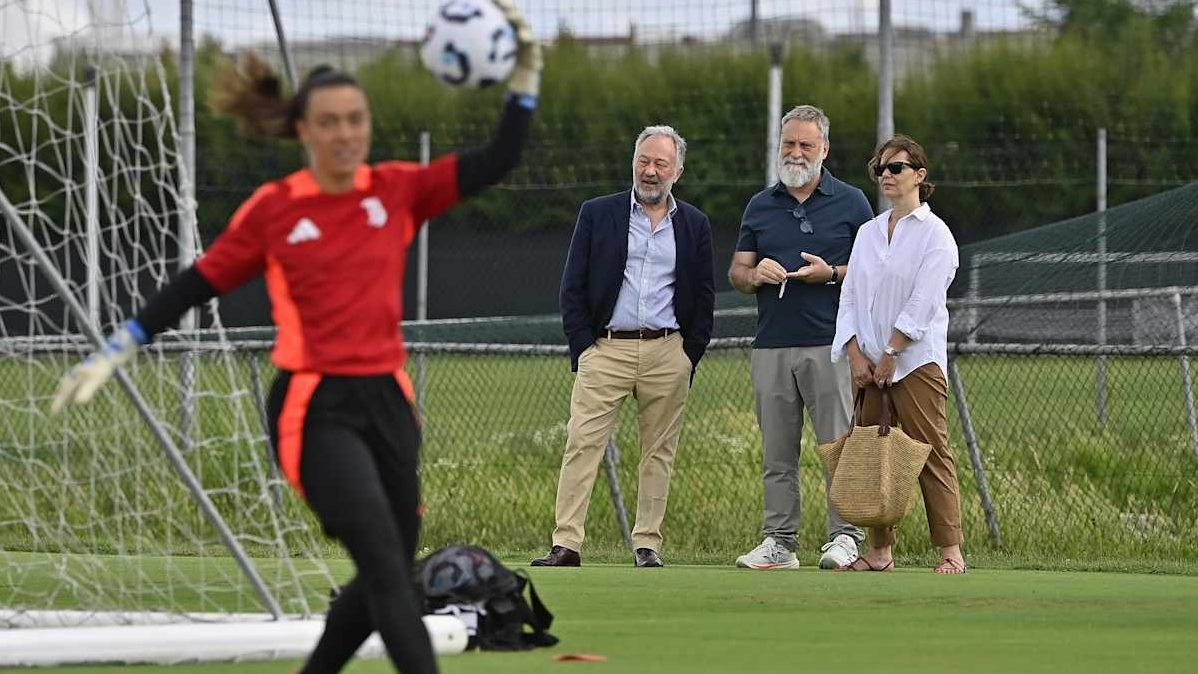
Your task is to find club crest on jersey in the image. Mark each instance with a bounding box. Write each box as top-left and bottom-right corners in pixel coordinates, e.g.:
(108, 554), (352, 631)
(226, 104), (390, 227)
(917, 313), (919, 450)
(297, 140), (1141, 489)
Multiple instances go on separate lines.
(360, 197), (388, 228)
(287, 217), (322, 244)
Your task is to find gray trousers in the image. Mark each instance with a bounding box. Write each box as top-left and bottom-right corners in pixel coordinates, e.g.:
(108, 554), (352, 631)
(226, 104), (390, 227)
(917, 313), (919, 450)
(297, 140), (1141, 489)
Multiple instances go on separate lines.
(750, 345), (863, 551)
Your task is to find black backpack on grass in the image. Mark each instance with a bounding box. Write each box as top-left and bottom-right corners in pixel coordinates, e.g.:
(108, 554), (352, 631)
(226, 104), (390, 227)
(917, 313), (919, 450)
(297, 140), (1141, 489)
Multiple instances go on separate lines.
(416, 545), (558, 651)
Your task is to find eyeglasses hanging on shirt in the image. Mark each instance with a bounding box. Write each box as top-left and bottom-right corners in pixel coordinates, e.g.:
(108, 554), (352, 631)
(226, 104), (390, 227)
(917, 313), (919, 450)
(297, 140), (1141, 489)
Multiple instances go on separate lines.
(780, 205), (813, 299)
(791, 206), (813, 234)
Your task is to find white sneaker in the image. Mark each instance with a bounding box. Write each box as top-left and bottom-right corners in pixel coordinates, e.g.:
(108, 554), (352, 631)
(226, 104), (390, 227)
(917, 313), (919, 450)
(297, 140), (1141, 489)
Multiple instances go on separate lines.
(818, 534), (860, 569)
(735, 536), (800, 570)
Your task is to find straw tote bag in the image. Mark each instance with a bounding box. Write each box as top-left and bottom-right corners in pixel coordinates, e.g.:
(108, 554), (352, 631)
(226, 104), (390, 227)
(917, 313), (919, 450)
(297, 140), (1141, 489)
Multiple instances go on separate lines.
(817, 387), (932, 528)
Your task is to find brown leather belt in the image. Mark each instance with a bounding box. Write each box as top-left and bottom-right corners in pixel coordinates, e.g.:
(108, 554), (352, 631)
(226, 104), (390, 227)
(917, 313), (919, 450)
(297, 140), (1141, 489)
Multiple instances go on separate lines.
(606, 328), (672, 340)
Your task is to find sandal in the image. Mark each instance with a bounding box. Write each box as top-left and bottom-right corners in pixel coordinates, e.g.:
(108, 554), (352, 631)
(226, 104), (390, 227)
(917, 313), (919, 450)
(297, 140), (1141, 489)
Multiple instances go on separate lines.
(933, 557), (967, 574)
(835, 556), (894, 572)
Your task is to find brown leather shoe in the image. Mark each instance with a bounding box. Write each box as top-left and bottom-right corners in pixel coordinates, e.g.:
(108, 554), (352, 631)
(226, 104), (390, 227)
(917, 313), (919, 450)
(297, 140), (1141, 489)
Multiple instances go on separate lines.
(530, 545), (580, 567)
(634, 547), (664, 568)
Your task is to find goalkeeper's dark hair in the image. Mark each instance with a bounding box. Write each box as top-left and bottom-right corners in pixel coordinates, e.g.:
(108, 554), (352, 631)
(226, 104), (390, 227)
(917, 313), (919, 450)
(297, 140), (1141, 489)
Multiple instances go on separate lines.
(210, 53), (361, 139)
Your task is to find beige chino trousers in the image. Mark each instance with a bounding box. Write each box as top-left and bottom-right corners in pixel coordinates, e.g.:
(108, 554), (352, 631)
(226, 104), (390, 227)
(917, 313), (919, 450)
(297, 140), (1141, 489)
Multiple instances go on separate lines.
(551, 333), (693, 552)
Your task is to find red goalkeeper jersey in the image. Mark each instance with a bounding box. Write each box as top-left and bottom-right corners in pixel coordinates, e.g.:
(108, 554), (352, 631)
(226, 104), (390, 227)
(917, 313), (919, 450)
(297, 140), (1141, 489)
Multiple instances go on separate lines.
(195, 157), (459, 375)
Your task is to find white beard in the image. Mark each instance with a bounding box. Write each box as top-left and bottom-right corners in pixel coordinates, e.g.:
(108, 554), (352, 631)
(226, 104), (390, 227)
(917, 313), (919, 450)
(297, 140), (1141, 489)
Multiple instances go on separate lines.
(633, 177), (674, 205)
(778, 155), (823, 188)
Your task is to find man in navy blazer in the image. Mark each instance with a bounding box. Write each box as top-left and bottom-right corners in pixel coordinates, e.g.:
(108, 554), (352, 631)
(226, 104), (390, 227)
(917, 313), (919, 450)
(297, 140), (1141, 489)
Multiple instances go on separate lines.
(532, 125), (714, 569)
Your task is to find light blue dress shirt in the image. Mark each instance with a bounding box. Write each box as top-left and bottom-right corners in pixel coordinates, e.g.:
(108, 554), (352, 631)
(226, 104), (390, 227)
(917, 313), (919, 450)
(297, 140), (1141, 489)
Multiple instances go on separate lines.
(607, 192), (680, 331)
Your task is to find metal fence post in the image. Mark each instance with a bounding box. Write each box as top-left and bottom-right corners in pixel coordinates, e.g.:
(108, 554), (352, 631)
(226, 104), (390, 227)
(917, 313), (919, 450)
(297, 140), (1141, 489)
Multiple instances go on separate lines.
(602, 437), (634, 552)
(1172, 292), (1198, 460)
(416, 132), (430, 417)
(948, 357), (1002, 547)
(966, 261), (980, 345)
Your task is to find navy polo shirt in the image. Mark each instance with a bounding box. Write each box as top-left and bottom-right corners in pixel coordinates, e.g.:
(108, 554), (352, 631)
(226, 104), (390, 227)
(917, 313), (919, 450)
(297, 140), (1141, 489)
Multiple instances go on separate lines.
(736, 169), (874, 348)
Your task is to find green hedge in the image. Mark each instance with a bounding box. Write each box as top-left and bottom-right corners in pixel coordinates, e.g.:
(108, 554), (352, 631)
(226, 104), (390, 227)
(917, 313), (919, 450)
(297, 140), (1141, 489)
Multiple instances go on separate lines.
(5, 13), (1198, 247)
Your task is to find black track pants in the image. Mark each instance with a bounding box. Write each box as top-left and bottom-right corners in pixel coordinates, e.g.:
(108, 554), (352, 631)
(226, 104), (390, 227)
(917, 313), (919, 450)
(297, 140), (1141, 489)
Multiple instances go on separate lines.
(268, 371), (436, 674)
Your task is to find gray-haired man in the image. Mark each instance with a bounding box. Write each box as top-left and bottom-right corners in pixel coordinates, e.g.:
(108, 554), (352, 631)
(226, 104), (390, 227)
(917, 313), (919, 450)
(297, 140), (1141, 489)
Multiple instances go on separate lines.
(531, 125), (715, 568)
(728, 105), (873, 569)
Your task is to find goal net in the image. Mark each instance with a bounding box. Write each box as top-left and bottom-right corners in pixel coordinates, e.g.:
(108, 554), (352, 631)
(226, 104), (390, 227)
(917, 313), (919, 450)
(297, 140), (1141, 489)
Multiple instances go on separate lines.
(0, 0), (364, 663)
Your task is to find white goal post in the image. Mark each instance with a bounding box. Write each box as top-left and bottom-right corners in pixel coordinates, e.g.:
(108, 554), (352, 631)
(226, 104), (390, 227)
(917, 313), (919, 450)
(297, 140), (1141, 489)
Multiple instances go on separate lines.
(0, 613), (467, 666)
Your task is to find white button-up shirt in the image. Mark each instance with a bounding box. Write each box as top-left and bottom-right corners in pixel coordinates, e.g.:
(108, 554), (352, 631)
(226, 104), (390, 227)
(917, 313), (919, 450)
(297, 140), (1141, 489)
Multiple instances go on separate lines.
(607, 192), (680, 331)
(831, 203), (958, 382)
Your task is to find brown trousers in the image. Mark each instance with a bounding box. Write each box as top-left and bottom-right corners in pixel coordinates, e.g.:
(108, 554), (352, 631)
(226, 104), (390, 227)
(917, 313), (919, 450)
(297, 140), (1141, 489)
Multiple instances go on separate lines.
(856, 363), (963, 548)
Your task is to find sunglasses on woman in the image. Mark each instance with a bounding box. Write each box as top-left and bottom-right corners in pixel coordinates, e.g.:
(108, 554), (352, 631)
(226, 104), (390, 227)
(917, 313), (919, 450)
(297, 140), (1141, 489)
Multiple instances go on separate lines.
(873, 160), (917, 177)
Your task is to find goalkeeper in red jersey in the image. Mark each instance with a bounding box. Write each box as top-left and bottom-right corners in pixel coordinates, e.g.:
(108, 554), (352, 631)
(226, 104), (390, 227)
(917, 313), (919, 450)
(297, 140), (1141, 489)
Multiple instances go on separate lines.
(50, 1), (540, 671)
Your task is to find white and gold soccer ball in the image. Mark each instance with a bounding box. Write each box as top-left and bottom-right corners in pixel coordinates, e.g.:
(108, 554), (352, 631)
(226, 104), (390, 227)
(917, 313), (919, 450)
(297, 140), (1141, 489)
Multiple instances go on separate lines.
(420, 0), (517, 89)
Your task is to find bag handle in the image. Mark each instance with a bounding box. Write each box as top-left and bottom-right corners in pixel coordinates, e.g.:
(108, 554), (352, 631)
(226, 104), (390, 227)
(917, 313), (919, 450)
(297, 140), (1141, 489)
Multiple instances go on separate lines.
(853, 386), (899, 436)
(878, 386), (895, 437)
(850, 388), (867, 428)
(513, 570), (559, 647)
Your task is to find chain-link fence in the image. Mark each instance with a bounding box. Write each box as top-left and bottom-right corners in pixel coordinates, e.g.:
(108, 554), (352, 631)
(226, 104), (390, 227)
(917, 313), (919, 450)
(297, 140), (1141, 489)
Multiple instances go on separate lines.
(396, 181), (1198, 564)
(10, 334), (1187, 567)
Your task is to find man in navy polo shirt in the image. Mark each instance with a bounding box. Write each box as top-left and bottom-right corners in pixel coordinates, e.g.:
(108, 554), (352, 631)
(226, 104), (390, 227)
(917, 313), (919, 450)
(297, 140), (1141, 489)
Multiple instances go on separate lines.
(729, 105), (873, 570)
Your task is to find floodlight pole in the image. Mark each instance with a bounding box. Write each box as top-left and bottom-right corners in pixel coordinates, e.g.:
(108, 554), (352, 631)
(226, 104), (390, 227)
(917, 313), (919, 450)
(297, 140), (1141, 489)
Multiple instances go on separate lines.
(748, 0), (759, 45)
(876, 0), (894, 212)
(765, 43), (782, 188)
(179, 0), (198, 452)
(178, 0), (196, 283)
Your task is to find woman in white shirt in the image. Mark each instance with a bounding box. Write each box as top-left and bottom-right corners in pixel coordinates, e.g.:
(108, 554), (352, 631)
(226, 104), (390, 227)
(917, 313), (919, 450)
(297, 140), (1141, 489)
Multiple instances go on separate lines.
(830, 135), (966, 574)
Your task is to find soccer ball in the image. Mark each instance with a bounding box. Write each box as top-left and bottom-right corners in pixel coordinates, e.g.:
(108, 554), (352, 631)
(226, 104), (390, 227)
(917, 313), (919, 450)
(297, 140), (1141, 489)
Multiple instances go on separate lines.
(420, 0), (517, 89)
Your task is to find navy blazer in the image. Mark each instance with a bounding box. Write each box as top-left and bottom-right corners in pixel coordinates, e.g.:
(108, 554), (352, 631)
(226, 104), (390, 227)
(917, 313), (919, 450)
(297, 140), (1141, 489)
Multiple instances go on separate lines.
(560, 190), (715, 372)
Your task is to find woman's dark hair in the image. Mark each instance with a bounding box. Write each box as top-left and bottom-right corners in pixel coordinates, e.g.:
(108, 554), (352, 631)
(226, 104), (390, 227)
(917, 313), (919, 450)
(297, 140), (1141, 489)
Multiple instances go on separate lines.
(867, 134), (936, 202)
(210, 53), (361, 139)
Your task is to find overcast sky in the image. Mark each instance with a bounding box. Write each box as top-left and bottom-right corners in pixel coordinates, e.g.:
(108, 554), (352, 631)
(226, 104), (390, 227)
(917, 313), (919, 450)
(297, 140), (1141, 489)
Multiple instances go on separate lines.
(4, 0), (1047, 61)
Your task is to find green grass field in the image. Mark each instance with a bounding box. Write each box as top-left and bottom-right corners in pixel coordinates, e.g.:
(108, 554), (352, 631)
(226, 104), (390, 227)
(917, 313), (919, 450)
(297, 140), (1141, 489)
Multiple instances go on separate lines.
(15, 562), (1198, 674)
(352, 350), (1198, 563)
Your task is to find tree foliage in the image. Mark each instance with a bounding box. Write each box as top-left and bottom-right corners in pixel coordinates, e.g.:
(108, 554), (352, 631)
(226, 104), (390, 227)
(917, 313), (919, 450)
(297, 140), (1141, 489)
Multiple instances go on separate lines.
(6, 20), (1198, 250)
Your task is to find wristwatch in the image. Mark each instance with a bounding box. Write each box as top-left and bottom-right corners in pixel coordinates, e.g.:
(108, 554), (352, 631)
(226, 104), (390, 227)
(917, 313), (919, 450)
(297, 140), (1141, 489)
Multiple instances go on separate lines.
(883, 345), (903, 357)
(827, 265), (839, 284)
